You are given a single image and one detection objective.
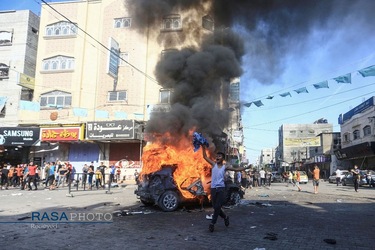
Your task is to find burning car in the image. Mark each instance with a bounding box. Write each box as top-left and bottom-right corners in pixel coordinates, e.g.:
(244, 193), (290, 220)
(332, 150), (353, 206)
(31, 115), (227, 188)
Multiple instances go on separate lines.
(135, 164), (244, 212)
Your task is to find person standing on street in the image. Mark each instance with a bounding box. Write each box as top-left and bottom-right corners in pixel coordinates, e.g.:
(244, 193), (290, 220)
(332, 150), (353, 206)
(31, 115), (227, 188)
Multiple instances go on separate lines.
(311, 165), (320, 194)
(351, 165), (360, 192)
(27, 162), (38, 191)
(259, 168), (266, 186)
(99, 162), (107, 186)
(202, 145), (250, 232)
(335, 168), (342, 186)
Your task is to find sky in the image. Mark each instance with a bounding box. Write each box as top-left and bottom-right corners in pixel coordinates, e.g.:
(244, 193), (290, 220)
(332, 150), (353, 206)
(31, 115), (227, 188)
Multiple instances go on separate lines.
(2, 0), (375, 164)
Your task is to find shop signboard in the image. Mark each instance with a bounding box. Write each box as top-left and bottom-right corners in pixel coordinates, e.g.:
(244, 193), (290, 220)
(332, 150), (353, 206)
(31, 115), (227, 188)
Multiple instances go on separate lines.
(41, 127), (83, 141)
(86, 120), (135, 140)
(0, 127), (40, 146)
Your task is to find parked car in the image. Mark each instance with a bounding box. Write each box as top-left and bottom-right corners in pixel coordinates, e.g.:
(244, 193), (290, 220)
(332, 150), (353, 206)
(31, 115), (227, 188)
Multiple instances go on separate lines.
(341, 170), (368, 187)
(328, 170), (349, 184)
(298, 171), (308, 184)
(134, 165), (244, 212)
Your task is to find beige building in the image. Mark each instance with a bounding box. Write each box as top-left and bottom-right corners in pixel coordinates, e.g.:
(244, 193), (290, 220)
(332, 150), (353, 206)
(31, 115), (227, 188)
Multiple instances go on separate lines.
(278, 122), (333, 173)
(14, 0), (242, 171)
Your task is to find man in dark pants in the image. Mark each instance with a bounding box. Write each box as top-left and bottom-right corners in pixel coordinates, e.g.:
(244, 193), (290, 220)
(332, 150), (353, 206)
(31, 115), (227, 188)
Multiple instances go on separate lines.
(202, 145), (249, 232)
(351, 165), (360, 192)
(27, 162), (38, 191)
(99, 162), (107, 187)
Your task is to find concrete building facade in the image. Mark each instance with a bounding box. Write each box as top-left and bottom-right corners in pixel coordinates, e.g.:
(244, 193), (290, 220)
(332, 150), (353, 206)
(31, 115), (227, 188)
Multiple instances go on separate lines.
(335, 96), (375, 169)
(0, 10), (40, 164)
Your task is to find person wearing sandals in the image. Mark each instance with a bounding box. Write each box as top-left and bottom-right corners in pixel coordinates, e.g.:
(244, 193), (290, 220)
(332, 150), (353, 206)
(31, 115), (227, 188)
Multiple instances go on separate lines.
(202, 145), (249, 232)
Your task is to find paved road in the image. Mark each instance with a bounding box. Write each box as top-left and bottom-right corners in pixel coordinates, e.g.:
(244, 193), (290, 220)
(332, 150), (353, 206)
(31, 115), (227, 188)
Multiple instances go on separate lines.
(0, 181), (373, 250)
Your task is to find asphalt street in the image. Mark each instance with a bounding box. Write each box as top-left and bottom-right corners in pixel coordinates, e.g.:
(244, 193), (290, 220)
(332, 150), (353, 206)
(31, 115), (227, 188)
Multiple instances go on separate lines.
(0, 180), (373, 250)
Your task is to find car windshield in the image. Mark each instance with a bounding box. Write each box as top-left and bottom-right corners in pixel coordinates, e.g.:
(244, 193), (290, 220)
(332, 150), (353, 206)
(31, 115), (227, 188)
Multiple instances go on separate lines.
(299, 171), (307, 175)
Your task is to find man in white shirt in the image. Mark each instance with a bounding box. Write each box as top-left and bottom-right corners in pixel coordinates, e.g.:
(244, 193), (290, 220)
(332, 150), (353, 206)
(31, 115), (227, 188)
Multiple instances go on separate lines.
(335, 168), (341, 186)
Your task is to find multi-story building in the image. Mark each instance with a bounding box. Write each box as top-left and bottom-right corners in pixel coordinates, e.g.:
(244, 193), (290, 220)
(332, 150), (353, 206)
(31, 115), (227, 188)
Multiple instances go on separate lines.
(14, 0), (243, 172)
(259, 147), (276, 170)
(335, 96), (375, 169)
(278, 122), (333, 174)
(0, 10), (40, 164)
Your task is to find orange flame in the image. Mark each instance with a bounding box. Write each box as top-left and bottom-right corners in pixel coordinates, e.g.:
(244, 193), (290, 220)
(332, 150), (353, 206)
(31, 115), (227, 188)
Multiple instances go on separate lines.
(141, 131), (212, 199)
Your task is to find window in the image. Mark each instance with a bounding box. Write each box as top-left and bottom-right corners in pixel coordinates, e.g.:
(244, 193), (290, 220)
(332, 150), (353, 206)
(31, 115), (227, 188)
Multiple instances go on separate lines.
(162, 15), (181, 31)
(45, 21), (77, 37)
(160, 89), (171, 104)
(353, 130), (360, 140)
(363, 125), (371, 136)
(343, 133), (350, 142)
(0, 63), (9, 79)
(40, 91), (72, 108)
(119, 52), (129, 66)
(114, 18), (132, 28)
(202, 15), (214, 31)
(161, 49), (178, 59)
(42, 56), (75, 71)
(108, 91), (127, 102)
(0, 31), (13, 45)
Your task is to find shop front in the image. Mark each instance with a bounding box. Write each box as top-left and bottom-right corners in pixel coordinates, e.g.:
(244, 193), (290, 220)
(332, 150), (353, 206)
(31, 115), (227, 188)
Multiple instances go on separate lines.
(35, 124), (86, 171)
(334, 142), (375, 170)
(0, 127), (40, 165)
(86, 120), (144, 180)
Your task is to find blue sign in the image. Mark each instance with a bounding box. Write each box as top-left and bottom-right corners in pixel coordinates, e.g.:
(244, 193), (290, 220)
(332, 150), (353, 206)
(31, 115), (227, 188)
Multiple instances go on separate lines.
(342, 96), (374, 123)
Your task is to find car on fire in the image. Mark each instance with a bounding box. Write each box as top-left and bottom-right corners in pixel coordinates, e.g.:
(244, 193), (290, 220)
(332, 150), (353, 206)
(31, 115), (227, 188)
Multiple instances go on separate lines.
(134, 165), (244, 212)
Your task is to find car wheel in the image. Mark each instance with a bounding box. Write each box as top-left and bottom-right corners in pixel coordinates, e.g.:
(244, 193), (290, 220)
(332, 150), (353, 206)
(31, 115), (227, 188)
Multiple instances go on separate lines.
(158, 190), (179, 212)
(342, 180), (346, 186)
(140, 199), (154, 206)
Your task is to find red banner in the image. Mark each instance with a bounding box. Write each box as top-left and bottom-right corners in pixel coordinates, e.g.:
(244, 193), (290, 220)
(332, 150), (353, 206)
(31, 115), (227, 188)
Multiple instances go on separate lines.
(41, 127), (81, 141)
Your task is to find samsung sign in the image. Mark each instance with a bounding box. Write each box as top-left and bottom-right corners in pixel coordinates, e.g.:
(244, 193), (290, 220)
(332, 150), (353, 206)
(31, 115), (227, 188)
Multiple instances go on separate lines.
(0, 127), (40, 146)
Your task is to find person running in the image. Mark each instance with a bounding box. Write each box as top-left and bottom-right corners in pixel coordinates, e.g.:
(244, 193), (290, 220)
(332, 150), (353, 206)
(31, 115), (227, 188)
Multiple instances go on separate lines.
(202, 145), (249, 232)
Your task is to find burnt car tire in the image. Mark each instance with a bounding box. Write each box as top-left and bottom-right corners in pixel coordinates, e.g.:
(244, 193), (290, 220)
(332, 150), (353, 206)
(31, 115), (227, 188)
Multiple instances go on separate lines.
(228, 190), (242, 205)
(158, 190), (179, 212)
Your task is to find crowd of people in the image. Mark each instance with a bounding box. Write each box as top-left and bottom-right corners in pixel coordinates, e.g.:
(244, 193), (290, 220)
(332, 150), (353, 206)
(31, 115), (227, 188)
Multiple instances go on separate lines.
(0, 161), (140, 191)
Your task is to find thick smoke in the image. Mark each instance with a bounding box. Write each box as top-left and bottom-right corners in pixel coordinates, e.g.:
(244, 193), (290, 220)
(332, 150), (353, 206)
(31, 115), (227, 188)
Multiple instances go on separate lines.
(125, 0), (375, 144)
(146, 29), (245, 145)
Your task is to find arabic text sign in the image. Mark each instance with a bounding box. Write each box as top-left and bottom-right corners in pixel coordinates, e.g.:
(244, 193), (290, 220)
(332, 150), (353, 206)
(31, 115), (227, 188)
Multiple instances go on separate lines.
(86, 120), (135, 140)
(284, 137), (321, 147)
(41, 127), (81, 141)
(0, 127), (40, 146)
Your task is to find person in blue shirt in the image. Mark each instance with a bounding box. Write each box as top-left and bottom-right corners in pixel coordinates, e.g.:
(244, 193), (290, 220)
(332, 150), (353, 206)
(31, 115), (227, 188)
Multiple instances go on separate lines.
(202, 145), (249, 232)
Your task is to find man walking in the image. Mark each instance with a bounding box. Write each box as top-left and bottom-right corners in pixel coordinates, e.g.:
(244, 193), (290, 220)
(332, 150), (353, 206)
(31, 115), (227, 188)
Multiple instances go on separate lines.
(202, 145), (249, 232)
